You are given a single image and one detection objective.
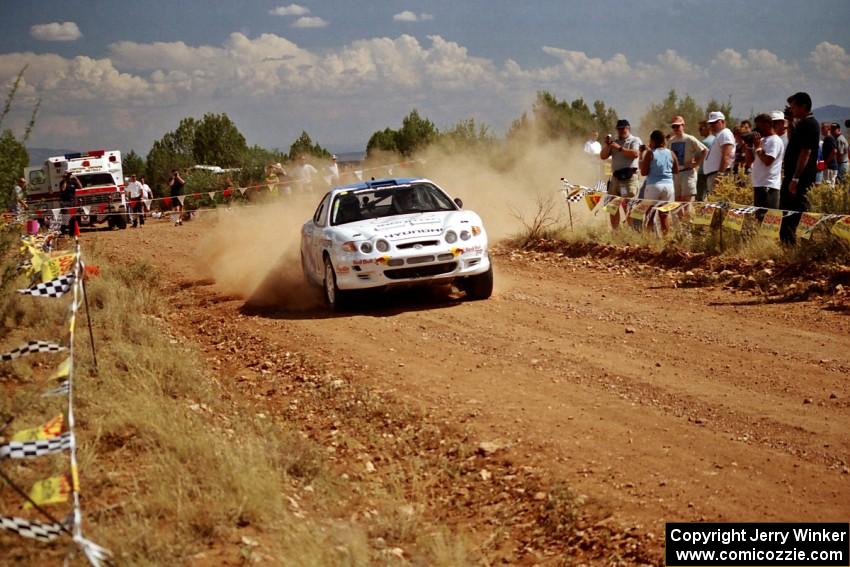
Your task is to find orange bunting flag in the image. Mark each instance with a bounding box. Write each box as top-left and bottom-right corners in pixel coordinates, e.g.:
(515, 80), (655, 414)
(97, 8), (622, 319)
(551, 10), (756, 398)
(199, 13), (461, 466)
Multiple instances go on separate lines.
(758, 209), (783, 240)
(24, 475), (72, 509)
(796, 213), (823, 240)
(830, 216), (850, 243)
(12, 414), (65, 442)
(691, 204), (716, 226)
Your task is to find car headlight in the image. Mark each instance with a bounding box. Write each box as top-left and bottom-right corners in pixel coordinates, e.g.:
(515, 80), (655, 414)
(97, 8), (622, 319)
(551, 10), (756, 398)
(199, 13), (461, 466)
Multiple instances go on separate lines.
(360, 242), (373, 254)
(445, 230), (458, 244)
(460, 230), (471, 241)
(471, 226), (482, 236)
(342, 241), (357, 252)
(375, 239), (390, 252)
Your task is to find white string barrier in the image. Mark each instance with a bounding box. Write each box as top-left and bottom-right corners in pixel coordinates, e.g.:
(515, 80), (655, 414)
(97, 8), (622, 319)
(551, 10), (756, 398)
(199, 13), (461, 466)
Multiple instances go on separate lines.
(559, 178), (850, 242)
(24, 158), (422, 218)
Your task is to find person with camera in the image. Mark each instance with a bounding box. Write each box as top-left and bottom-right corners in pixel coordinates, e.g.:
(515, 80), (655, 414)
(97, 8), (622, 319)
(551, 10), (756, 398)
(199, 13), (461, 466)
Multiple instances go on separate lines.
(780, 92), (820, 244)
(169, 169), (185, 226)
(702, 112), (735, 196)
(669, 116), (707, 202)
(743, 114), (784, 221)
(599, 118), (642, 229)
(833, 122), (848, 184)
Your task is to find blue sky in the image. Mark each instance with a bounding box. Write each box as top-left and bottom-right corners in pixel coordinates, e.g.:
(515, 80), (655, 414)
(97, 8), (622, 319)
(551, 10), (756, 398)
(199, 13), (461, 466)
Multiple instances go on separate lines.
(2, 1), (849, 155)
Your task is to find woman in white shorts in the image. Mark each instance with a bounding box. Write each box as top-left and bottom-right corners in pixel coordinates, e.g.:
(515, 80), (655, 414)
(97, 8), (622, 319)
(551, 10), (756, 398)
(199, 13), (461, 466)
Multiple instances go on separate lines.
(639, 130), (679, 234)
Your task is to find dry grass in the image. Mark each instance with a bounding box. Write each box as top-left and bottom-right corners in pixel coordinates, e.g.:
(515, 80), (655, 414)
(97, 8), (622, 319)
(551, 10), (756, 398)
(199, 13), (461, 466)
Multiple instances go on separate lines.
(1, 229), (482, 565)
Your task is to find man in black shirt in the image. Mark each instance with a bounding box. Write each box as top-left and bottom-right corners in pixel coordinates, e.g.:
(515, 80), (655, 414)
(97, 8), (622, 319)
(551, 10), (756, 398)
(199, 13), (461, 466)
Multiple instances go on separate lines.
(59, 172), (81, 235)
(779, 92), (819, 244)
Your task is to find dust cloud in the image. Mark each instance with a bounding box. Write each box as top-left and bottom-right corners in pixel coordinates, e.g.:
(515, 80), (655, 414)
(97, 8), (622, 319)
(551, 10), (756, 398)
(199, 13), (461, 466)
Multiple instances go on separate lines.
(195, 194), (322, 310)
(195, 134), (607, 308)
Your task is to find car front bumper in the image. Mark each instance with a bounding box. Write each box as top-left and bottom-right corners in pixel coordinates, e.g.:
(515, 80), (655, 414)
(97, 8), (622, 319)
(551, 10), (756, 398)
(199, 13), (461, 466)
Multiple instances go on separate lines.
(333, 244), (490, 290)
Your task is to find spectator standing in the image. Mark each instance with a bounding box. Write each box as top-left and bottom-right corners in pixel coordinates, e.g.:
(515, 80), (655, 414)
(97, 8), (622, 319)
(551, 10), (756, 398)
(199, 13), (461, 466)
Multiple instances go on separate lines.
(126, 174), (144, 227)
(780, 92), (820, 244)
(702, 112), (735, 196)
(13, 177), (28, 214)
(669, 116), (707, 202)
(169, 169), (185, 226)
(744, 114), (784, 220)
(697, 120), (715, 201)
(328, 154), (340, 185)
(140, 176), (153, 218)
(639, 130), (679, 234)
(772, 111), (789, 149)
(831, 123), (848, 184)
(600, 118), (642, 229)
(292, 155), (318, 193)
(821, 122), (838, 186)
(59, 172), (80, 235)
(733, 120), (752, 175)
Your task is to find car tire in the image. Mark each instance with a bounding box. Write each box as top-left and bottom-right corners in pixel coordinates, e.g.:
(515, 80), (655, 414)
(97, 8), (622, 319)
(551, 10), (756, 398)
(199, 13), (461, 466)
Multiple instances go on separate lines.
(116, 214), (127, 230)
(107, 215), (116, 230)
(463, 264), (493, 300)
(323, 256), (351, 311)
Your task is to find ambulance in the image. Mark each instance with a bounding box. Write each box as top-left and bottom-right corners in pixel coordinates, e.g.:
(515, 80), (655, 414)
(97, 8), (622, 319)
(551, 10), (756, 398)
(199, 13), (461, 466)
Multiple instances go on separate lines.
(25, 149), (129, 229)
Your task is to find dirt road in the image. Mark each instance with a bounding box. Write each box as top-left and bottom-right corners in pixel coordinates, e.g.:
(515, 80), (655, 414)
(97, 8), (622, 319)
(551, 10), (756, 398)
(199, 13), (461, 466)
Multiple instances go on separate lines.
(88, 216), (850, 542)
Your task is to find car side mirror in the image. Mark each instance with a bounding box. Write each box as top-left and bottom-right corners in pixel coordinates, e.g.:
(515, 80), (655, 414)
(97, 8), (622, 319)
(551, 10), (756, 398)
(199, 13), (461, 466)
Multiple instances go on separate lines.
(454, 197), (463, 209)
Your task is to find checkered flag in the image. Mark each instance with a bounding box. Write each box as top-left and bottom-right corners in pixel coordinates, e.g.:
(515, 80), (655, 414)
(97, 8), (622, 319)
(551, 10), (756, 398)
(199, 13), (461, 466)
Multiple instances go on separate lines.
(0, 432), (72, 460)
(730, 205), (759, 215)
(0, 516), (66, 542)
(42, 380), (70, 397)
(18, 273), (75, 298)
(566, 188), (584, 202)
(1, 340), (67, 361)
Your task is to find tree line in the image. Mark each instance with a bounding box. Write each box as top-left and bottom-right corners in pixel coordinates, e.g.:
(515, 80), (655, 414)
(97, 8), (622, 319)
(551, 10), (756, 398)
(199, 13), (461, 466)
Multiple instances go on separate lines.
(2, 63), (739, 205)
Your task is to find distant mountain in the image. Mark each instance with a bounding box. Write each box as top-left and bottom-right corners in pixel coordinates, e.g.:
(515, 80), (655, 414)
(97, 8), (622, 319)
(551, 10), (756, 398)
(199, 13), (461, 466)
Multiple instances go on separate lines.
(27, 147), (75, 166)
(813, 105), (850, 126)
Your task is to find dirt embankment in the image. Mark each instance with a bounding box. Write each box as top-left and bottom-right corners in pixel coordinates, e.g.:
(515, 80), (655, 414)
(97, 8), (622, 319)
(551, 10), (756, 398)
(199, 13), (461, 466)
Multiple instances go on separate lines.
(88, 215), (850, 563)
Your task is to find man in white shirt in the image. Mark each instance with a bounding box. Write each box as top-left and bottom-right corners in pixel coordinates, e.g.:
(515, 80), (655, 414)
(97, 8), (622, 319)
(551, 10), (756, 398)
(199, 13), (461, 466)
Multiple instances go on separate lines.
(139, 176), (153, 219)
(744, 114), (784, 220)
(327, 154), (340, 184)
(702, 111), (735, 196)
(125, 174), (144, 227)
(293, 155), (318, 193)
(669, 116), (707, 202)
(771, 111), (789, 149)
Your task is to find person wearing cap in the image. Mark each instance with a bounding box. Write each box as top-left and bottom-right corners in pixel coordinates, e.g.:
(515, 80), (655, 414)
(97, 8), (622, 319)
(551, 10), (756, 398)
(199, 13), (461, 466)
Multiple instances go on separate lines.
(600, 118), (642, 229)
(702, 111), (735, 196)
(831, 123), (848, 184)
(780, 91), (819, 244)
(669, 116), (707, 202)
(13, 176), (28, 214)
(328, 154), (340, 184)
(771, 111), (788, 149)
(292, 155), (318, 194)
(743, 114), (784, 221)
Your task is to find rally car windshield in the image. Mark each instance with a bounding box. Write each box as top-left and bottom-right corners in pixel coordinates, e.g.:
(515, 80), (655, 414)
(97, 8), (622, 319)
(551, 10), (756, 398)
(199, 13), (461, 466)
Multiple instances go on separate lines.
(331, 183), (456, 225)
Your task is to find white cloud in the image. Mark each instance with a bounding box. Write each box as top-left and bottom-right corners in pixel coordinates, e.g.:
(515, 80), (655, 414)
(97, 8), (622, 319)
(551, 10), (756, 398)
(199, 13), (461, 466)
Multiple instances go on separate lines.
(30, 22), (82, 42)
(292, 16), (328, 28)
(810, 42), (850, 81)
(393, 11), (433, 22)
(4, 33), (848, 152)
(269, 4), (310, 16)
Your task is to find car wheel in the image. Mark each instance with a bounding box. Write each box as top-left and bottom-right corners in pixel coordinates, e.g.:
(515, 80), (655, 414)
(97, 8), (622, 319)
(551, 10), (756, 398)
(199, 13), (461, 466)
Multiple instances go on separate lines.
(323, 256), (351, 311)
(463, 265), (493, 300)
(107, 215), (116, 230)
(116, 214), (127, 230)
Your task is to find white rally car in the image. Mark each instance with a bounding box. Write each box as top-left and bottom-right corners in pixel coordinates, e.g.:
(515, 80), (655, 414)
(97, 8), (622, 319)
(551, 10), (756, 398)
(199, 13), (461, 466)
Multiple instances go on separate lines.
(301, 177), (493, 310)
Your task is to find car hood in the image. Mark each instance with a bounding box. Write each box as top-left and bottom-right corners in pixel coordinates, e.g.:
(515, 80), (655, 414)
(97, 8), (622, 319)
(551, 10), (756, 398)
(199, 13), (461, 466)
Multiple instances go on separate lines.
(333, 211), (480, 241)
